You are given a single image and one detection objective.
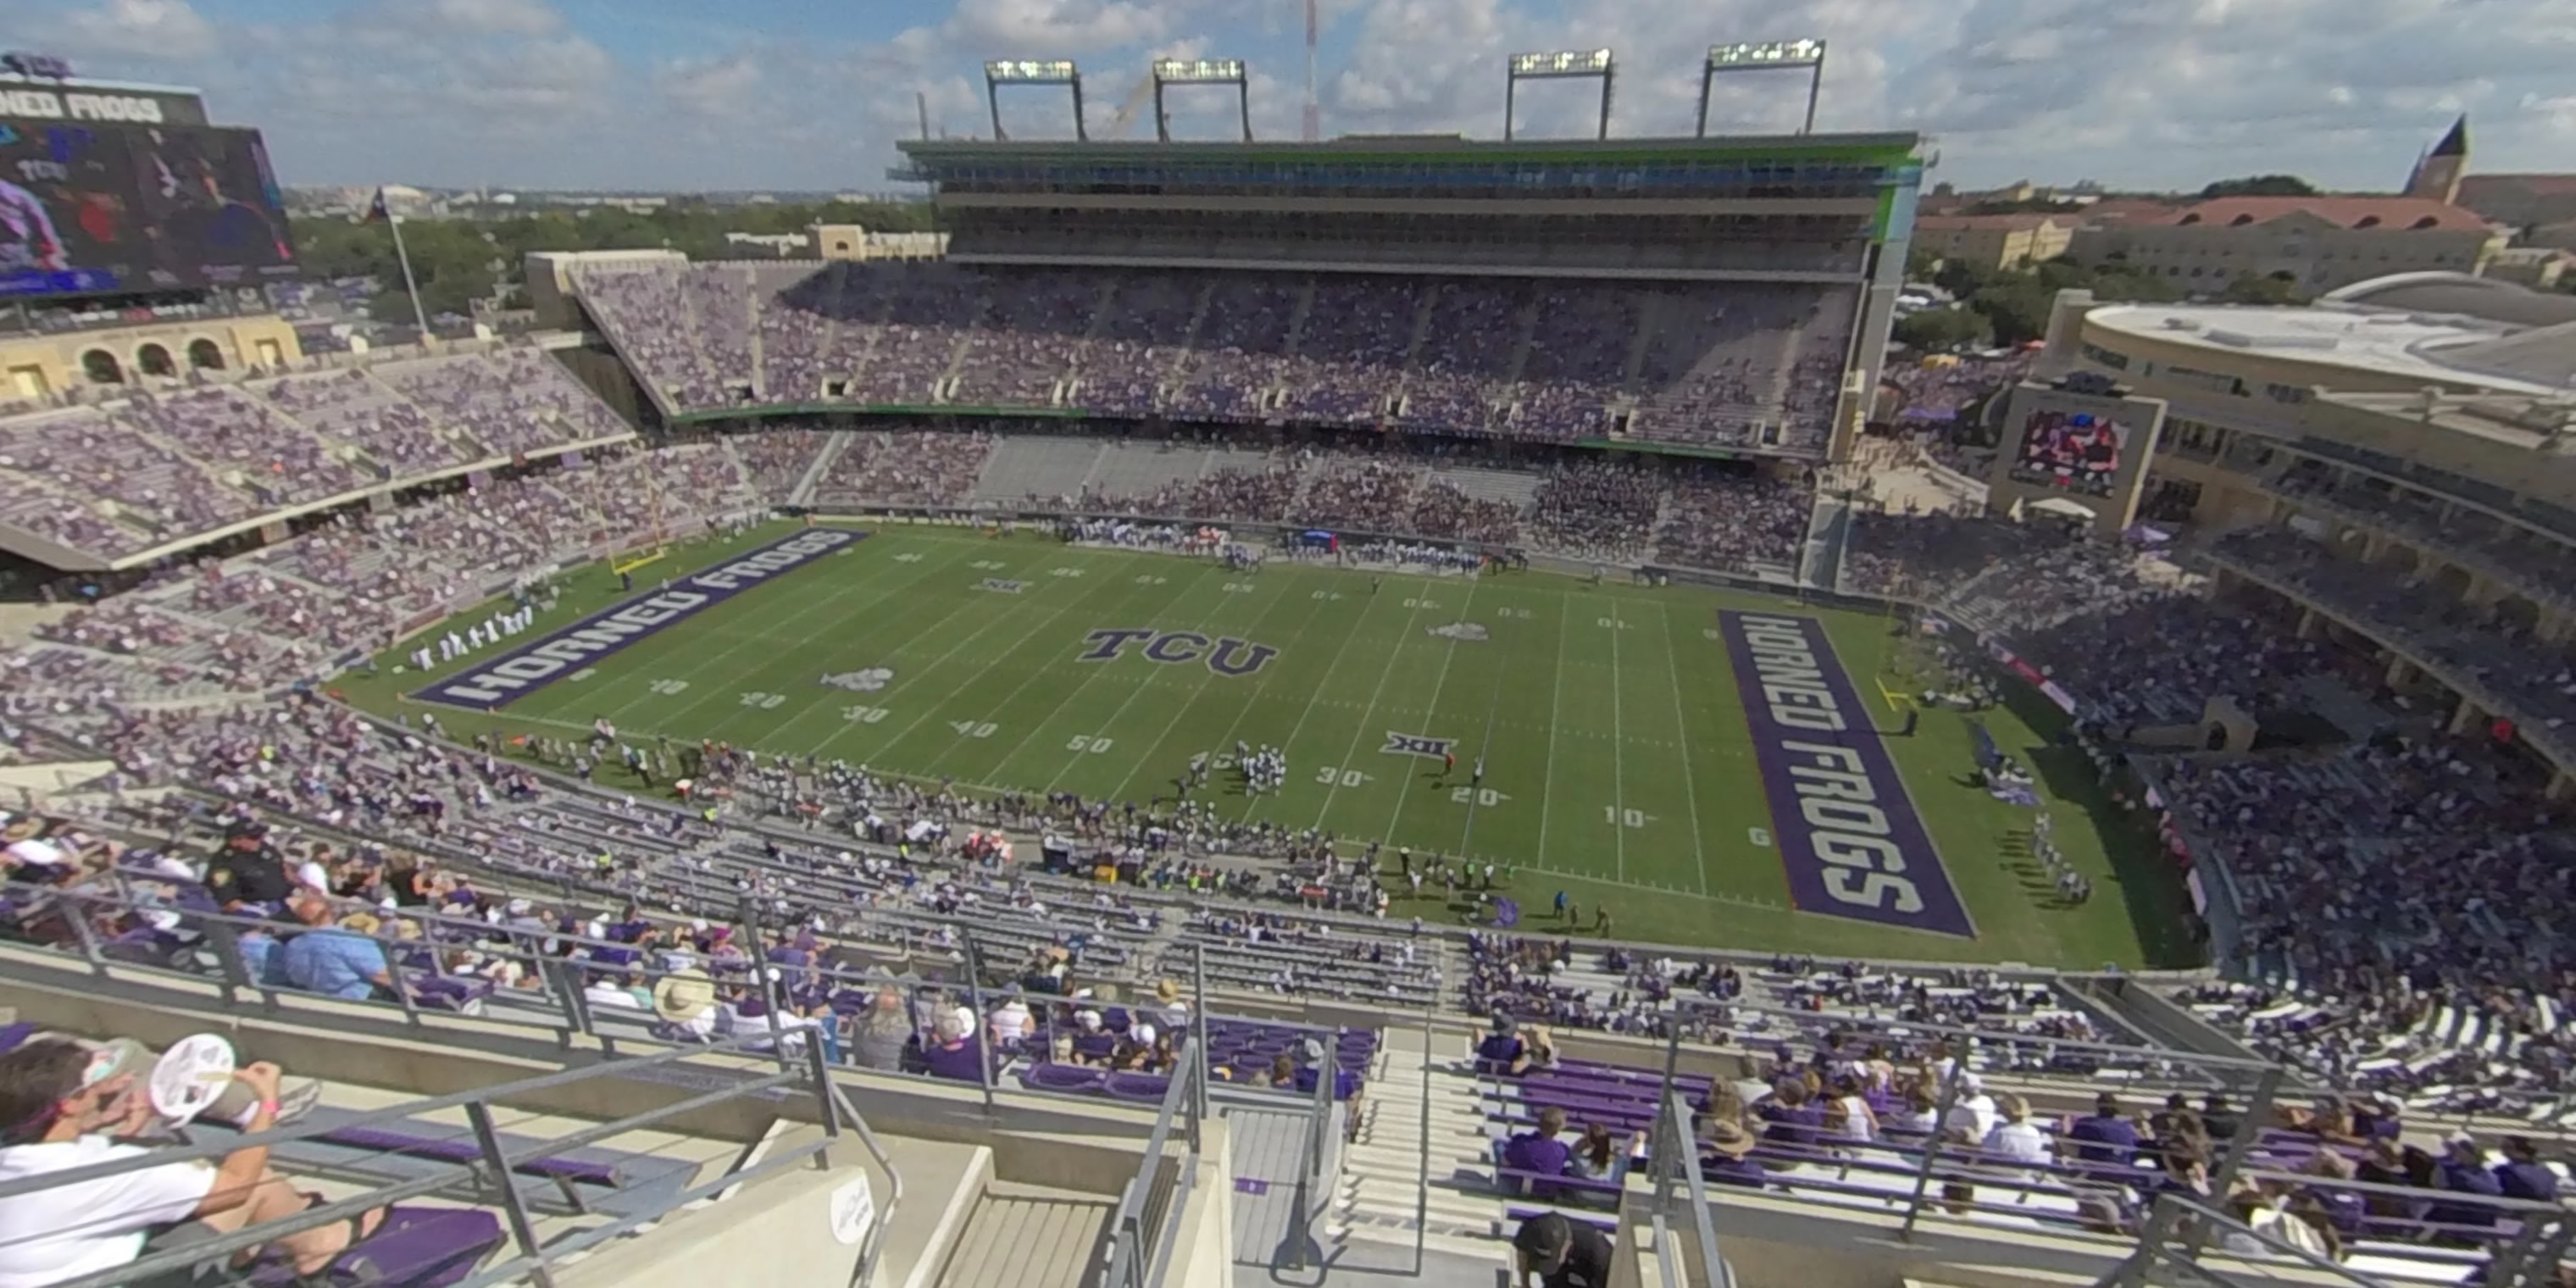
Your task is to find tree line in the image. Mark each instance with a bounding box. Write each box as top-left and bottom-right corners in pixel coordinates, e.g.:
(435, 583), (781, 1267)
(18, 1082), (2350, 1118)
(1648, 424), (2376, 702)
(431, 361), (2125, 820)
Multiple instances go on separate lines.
(287, 200), (936, 325)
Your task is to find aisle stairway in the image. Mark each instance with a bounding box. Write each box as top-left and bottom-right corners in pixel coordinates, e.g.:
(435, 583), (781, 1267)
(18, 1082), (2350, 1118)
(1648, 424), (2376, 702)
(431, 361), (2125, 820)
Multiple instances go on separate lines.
(1325, 1028), (1515, 1269)
(928, 1182), (1113, 1288)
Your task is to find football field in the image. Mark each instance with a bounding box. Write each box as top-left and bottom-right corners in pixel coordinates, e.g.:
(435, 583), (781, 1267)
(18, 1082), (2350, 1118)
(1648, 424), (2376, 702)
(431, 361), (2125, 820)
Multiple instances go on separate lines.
(341, 521), (2196, 969)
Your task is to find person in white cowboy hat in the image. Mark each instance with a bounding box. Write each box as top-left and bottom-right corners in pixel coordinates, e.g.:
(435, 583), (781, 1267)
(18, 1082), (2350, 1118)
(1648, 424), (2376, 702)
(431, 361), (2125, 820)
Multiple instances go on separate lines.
(652, 967), (724, 1041)
(1152, 979), (1191, 1033)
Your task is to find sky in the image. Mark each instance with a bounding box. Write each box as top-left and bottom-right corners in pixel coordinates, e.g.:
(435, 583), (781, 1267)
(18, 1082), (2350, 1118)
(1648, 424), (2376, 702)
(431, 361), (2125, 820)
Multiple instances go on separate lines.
(15, 0), (2576, 195)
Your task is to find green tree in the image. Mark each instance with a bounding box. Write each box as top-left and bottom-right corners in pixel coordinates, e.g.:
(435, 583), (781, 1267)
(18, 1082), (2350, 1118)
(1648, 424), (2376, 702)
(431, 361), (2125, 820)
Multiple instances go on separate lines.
(1892, 305), (1994, 353)
(2219, 272), (2309, 306)
(1966, 279), (2056, 346)
(2198, 175), (2318, 198)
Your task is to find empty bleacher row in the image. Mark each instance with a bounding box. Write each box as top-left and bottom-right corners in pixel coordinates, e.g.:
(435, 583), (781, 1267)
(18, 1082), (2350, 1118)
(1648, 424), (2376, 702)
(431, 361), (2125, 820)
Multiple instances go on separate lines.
(569, 261), (1860, 456)
(0, 342), (636, 565)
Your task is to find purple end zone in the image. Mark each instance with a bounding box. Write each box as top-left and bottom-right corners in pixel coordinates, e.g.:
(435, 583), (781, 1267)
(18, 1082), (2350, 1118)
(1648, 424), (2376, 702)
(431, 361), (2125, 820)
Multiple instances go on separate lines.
(1717, 610), (1974, 937)
(409, 528), (864, 711)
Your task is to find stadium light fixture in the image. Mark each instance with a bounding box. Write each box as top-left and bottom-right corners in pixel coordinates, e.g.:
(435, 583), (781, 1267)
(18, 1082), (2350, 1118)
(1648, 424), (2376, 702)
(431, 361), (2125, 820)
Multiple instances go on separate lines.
(982, 58), (1087, 142)
(1503, 47), (1614, 142)
(1150, 57), (1253, 142)
(1698, 38), (1827, 136)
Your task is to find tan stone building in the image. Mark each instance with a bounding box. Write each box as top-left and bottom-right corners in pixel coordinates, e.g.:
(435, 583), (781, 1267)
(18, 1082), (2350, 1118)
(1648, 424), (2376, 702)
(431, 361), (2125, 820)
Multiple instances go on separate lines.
(1911, 213), (2074, 270)
(2063, 197), (2505, 294)
(2039, 275), (2576, 795)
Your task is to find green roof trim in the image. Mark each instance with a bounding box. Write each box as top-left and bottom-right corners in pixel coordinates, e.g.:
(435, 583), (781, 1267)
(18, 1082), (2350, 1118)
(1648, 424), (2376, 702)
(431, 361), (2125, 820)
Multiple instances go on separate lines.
(901, 140), (1919, 168)
(666, 403), (1090, 425)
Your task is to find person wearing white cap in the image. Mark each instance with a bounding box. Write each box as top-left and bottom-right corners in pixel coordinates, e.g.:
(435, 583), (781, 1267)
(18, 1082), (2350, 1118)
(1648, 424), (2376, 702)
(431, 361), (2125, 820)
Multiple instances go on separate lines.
(1943, 1071), (1997, 1141)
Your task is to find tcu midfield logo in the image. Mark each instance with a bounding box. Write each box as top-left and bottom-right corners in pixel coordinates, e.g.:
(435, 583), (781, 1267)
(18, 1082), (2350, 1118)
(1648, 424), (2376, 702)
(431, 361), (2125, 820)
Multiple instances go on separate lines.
(1079, 628), (1279, 678)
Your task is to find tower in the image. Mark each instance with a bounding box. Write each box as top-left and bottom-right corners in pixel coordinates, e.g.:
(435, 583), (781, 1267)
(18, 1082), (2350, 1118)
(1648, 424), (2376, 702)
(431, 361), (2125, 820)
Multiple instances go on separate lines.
(2405, 114), (2468, 204)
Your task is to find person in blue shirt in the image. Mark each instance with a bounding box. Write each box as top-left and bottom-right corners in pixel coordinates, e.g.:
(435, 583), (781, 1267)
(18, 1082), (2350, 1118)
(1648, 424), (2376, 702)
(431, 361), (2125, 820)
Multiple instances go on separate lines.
(2428, 1135), (2504, 1236)
(2492, 1135), (2558, 1203)
(1476, 1014), (1531, 1074)
(1503, 1106), (1573, 1196)
(2067, 1092), (2144, 1173)
(279, 897), (394, 1002)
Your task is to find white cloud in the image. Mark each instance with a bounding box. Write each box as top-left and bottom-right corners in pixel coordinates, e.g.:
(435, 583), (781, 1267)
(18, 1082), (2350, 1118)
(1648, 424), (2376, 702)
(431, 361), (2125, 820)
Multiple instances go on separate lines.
(44, 0), (222, 63)
(14, 0), (2576, 192)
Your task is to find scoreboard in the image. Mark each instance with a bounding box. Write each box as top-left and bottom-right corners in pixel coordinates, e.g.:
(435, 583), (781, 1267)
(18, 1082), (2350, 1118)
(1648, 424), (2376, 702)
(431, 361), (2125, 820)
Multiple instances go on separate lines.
(0, 116), (296, 299)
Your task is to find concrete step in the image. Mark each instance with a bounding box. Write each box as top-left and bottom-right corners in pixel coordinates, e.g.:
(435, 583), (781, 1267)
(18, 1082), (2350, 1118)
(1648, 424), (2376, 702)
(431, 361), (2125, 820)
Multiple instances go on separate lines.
(930, 1183), (1113, 1288)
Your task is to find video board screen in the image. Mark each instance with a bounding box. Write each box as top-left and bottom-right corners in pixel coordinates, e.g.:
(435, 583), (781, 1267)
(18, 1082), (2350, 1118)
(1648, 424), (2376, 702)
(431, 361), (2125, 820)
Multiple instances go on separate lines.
(0, 118), (152, 296)
(0, 121), (296, 299)
(2007, 404), (2129, 498)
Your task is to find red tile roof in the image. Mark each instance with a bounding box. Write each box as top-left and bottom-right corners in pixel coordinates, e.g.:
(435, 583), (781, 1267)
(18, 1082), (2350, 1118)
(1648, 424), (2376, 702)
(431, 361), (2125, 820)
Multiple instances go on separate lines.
(2139, 197), (2495, 232)
(1915, 213), (2071, 231)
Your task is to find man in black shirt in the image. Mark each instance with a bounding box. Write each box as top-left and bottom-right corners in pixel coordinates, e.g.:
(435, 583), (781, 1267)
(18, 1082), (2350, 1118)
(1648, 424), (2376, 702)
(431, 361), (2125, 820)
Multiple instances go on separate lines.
(2198, 1092), (2241, 1142)
(205, 827), (295, 913)
(1513, 1213), (1613, 1288)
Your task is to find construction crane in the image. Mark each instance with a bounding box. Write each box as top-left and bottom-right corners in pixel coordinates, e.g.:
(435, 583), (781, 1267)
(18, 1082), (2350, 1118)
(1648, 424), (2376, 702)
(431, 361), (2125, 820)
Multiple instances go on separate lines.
(1106, 74), (1156, 139)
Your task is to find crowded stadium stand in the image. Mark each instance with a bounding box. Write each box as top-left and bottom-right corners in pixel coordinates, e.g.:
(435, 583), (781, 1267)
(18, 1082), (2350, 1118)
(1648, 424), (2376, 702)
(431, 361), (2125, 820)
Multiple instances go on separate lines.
(10, 60), (2576, 1288)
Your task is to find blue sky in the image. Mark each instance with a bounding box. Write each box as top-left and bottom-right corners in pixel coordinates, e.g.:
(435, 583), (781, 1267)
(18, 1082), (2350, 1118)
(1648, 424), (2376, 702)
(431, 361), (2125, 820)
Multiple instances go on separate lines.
(18, 0), (2576, 196)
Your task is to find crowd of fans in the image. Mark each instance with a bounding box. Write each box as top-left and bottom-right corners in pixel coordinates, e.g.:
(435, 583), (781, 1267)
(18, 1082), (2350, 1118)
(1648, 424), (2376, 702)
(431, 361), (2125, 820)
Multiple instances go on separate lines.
(564, 264), (1855, 452)
(0, 344), (636, 564)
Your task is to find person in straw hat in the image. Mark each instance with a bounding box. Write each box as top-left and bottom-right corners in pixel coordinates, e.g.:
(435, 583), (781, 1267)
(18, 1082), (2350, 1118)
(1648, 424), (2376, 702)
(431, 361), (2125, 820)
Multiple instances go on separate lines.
(651, 966), (724, 1041)
(1699, 1118), (1769, 1189)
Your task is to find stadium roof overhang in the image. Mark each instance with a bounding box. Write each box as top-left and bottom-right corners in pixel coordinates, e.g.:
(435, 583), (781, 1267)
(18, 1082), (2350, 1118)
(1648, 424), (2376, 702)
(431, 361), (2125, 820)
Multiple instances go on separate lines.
(898, 130), (1923, 168)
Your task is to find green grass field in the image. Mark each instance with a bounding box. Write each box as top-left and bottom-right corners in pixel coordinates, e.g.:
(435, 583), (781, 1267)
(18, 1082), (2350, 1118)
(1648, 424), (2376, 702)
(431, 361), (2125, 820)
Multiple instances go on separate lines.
(338, 520), (2197, 969)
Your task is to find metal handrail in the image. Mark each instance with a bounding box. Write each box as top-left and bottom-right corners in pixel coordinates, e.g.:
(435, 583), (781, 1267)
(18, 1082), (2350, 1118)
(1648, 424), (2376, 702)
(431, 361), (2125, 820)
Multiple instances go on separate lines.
(1099, 1034), (1206, 1288)
(1, 1032), (846, 1288)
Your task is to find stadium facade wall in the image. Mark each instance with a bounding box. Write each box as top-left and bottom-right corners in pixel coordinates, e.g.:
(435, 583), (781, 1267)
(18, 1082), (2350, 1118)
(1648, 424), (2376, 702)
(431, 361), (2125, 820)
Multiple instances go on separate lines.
(0, 314), (303, 399)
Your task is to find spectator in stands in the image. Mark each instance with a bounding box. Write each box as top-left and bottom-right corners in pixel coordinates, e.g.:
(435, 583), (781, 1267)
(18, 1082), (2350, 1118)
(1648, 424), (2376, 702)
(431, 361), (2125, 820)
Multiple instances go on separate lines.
(1821, 1073), (1878, 1145)
(922, 1009), (984, 1084)
(987, 990), (1033, 1055)
(1885, 1081), (1940, 1135)
(278, 895), (394, 1002)
(1477, 1014), (1531, 1074)
(2493, 1136), (2557, 1203)
(1981, 1094), (2051, 1174)
(30, 1035), (324, 1129)
(1755, 1079), (1824, 1151)
(203, 825), (294, 913)
(1511, 1210), (1613, 1288)
(2429, 1135), (2504, 1236)
(1943, 1071), (1998, 1141)
(2197, 1093), (2240, 1142)
(1698, 1119), (1768, 1189)
(850, 989), (912, 1073)
(1502, 1106), (1573, 1195)
(2065, 1092), (2142, 1171)
(1566, 1123), (1628, 1184)
(1152, 979), (1191, 1035)
(0, 1039), (386, 1286)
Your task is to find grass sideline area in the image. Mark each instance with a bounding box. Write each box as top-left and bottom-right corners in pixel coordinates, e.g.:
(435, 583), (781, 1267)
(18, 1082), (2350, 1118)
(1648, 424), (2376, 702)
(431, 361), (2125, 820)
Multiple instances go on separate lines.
(334, 519), (2197, 969)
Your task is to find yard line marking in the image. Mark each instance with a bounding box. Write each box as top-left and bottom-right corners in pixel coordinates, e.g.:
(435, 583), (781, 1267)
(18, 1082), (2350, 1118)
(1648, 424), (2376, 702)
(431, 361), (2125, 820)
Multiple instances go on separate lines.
(1455, 605), (1513, 861)
(1656, 602), (1710, 896)
(1309, 585), (1451, 830)
(963, 561), (1228, 782)
(1101, 573), (1334, 803)
(1535, 592), (1569, 870)
(699, 541), (1064, 747)
(1609, 596), (1627, 883)
(594, 534), (977, 731)
(1035, 564), (1279, 796)
(872, 550), (1184, 768)
(1234, 580), (1411, 826)
(1373, 578), (1479, 842)
(755, 543), (1088, 755)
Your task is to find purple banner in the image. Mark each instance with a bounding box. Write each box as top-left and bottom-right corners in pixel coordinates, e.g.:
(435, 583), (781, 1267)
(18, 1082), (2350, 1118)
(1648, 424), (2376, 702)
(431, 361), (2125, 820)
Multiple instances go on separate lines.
(410, 528), (863, 710)
(1717, 610), (1974, 937)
